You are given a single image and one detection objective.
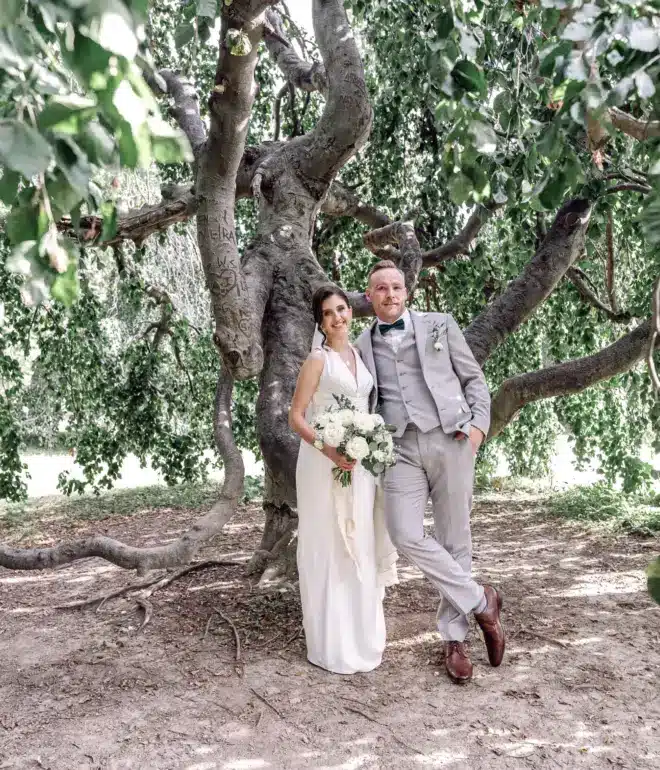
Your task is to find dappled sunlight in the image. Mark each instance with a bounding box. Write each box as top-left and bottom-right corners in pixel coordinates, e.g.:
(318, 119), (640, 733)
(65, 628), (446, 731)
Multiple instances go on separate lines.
(222, 760), (270, 770)
(414, 749), (468, 767)
(388, 631), (438, 650)
(555, 570), (645, 598)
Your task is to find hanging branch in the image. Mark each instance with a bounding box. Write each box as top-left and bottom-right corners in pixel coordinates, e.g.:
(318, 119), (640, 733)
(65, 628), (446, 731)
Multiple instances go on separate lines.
(566, 268), (631, 322)
(605, 213), (618, 313)
(649, 278), (660, 393)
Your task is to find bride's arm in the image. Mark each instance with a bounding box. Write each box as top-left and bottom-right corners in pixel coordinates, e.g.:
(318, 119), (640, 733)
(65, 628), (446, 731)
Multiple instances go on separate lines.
(288, 351), (325, 447)
(289, 352), (355, 471)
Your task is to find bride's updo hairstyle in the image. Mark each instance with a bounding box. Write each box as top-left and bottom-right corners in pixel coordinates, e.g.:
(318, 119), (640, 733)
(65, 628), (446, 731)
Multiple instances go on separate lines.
(312, 284), (351, 347)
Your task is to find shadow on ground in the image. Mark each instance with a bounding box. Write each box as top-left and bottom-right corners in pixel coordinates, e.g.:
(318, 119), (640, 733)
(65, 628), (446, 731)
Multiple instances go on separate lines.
(1, 493), (659, 769)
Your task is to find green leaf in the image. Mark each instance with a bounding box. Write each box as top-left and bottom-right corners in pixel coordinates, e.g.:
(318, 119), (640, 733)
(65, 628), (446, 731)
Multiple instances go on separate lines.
(0, 169), (20, 204)
(37, 95), (98, 135)
(448, 172), (473, 205)
(5, 240), (37, 275)
(51, 262), (79, 306)
(0, 120), (54, 179)
(149, 118), (194, 164)
(6, 201), (50, 245)
(196, 0), (217, 18)
(469, 121), (497, 155)
(537, 121), (562, 162)
(647, 557), (660, 605)
(46, 170), (85, 218)
(174, 23), (195, 49)
(100, 201), (118, 242)
(538, 171), (567, 210)
(77, 121), (116, 165)
(451, 60), (486, 97)
(0, 0), (22, 28)
(55, 138), (91, 196)
(539, 41), (571, 78)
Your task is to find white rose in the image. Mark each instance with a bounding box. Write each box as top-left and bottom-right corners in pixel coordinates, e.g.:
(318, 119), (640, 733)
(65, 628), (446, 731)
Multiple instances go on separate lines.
(315, 413), (330, 428)
(371, 414), (384, 427)
(345, 436), (370, 461)
(372, 449), (386, 463)
(336, 409), (355, 426)
(352, 412), (375, 433)
(323, 422), (346, 448)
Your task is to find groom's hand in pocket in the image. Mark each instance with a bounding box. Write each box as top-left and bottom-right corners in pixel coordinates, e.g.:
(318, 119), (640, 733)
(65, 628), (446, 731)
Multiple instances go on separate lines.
(454, 427), (484, 455)
(468, 426), (485, 455)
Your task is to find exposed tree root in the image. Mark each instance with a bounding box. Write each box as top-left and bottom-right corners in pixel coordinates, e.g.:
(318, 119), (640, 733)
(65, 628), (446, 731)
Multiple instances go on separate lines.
(135, 598), (153, 633)
(54, 559), (242, 612)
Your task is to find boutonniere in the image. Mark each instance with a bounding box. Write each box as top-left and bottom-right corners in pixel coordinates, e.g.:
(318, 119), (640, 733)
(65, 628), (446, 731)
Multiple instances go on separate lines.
(430, 323), (444, 351)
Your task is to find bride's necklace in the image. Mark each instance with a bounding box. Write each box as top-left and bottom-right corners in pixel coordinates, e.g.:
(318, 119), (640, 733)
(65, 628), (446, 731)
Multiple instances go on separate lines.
(329, 344), (354, 370)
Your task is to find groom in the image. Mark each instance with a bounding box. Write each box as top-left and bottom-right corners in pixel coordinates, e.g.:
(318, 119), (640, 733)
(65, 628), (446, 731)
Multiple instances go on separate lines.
(355, 260), (505, 684)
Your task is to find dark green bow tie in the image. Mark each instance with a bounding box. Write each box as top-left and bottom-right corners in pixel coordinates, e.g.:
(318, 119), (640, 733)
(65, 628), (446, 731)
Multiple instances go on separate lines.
(379, 318), (405, 335)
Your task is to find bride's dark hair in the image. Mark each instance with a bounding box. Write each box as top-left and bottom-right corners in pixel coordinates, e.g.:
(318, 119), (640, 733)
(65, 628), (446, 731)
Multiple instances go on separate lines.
(312, 284), (351, 347)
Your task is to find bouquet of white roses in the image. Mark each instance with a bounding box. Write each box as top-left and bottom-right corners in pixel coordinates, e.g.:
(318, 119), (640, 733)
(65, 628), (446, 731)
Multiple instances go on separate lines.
(312, 395), (397, 487)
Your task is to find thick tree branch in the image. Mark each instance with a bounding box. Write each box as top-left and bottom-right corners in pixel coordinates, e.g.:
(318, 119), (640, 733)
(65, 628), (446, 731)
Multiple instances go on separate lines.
(195, 2), (271, 379)
(608, 107), (660, 141)
(264, 9), (327, 92)
(566, 267), (631, 322)
(321, 184), (391, 229)
(603, 183), (652, 195)
(489, 320), (653, 439)
(0, 370), (243, 573)
(294, 0), (372, 186)
(422, 204), (500, 267)
(465, 198), (592, 366)
(364, 221), (422, 294)
(150, 69), (207, 161)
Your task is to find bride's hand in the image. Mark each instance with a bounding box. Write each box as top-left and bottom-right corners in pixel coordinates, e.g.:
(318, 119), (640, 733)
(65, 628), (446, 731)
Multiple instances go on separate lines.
(323, 446), (356, 471)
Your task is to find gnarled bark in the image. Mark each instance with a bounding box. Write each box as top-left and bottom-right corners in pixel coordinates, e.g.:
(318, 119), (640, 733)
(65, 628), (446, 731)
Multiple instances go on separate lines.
(609, 107), (660, 141)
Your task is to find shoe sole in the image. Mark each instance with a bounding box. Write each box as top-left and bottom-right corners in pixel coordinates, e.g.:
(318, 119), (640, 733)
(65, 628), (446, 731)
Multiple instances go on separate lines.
(491, 589), (505, 667)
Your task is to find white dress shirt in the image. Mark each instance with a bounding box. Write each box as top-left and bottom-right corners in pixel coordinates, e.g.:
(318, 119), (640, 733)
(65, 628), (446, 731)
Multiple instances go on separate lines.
(376, 309), (411, 354)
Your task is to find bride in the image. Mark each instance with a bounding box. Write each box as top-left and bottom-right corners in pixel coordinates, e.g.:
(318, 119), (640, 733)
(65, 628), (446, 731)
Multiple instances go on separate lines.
(289, 285), (397, 674)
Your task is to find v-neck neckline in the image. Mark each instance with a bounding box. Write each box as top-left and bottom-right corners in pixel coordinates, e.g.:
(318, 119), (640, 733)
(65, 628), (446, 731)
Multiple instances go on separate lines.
(328, 345), (359, 388)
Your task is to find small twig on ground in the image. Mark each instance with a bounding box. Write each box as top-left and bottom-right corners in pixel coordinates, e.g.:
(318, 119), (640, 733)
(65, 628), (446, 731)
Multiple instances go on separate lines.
(55, 560), (241, 611)
(250, 688), (284, 719)
(344, 706), (425, 756)
(216, 609), (242, 670)
(251, 630), (286, 648)
(202, 609), (243, 675)
(55, 573), (167, 611)
(280, 625), (303, 650)
(135, 598), (153, 632)
(518, 629), (569, 649)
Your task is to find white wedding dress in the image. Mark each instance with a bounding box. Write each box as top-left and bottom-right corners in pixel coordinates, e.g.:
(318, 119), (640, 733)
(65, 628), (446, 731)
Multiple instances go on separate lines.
(296, 345), (397, 675)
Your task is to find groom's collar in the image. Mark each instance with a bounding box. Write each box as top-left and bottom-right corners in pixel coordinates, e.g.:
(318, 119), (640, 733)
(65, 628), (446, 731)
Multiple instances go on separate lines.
(373, 308), (411, 332)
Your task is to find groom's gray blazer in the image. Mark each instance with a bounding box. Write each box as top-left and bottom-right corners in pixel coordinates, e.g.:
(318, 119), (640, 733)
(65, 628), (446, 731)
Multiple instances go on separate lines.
(355, 311), (490, 438)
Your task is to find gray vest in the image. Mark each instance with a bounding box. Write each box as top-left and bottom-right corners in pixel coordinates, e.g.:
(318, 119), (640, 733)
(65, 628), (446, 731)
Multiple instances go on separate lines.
(372, 328), (441, 437)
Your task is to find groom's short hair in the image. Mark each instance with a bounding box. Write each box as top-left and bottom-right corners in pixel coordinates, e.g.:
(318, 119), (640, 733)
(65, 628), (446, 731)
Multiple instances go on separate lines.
(368, 259), (404, 283)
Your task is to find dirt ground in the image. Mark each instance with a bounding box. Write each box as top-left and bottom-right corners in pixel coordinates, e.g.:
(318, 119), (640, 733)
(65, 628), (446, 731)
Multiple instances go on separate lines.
(1, 492), (659, 770)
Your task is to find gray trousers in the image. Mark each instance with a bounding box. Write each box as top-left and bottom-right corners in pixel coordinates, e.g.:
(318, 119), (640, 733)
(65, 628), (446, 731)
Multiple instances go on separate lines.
(383, 425), (484, 641)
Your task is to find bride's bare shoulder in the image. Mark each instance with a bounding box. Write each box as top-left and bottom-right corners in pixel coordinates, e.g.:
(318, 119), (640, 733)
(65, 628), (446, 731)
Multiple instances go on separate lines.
(308, 348), (326, 363)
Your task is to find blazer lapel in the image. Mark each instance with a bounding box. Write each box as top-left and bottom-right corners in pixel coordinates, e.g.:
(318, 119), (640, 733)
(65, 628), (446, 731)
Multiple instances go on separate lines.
(411, 311), (428, 370)
(359, 322), (378, 391)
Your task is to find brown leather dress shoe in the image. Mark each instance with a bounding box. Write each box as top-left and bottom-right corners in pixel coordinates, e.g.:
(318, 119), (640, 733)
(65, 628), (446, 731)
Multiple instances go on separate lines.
(474, 585), (505, 667)
(444, 641), (473, 684)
